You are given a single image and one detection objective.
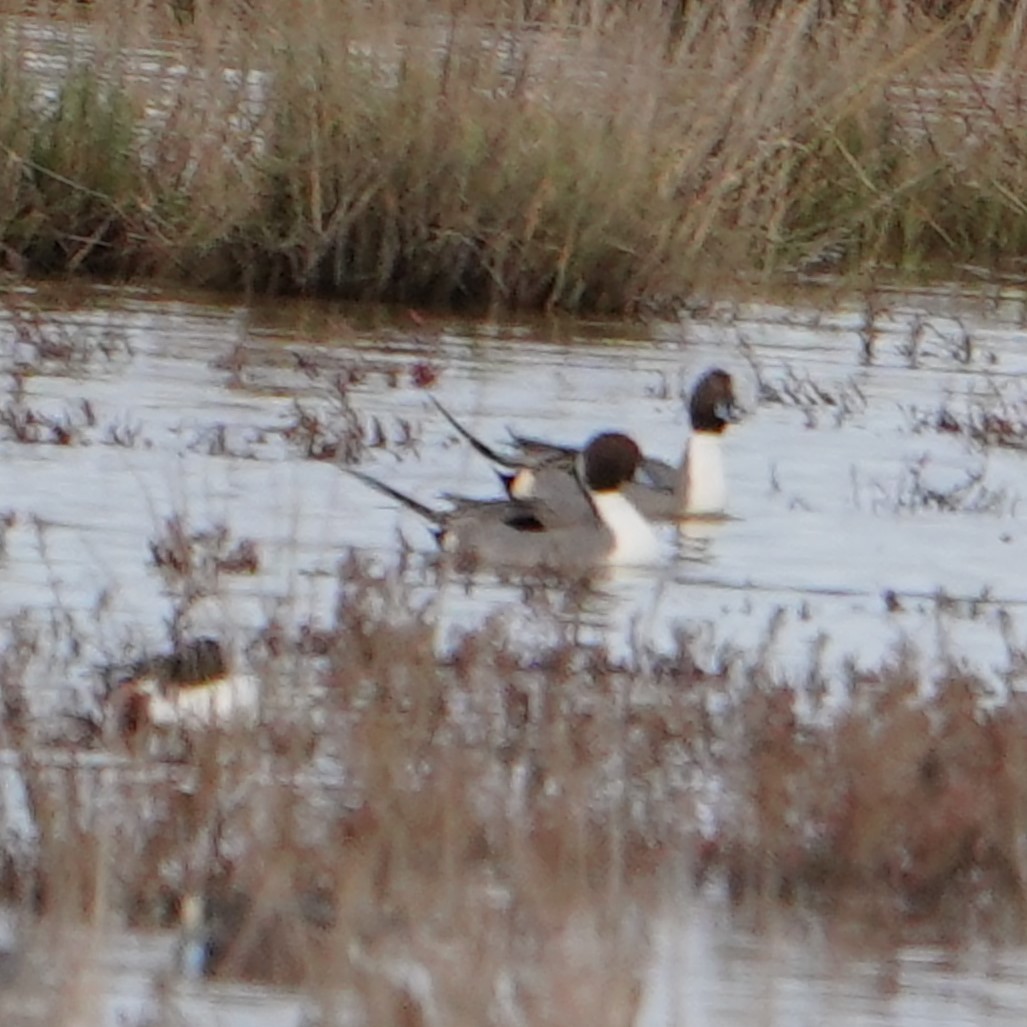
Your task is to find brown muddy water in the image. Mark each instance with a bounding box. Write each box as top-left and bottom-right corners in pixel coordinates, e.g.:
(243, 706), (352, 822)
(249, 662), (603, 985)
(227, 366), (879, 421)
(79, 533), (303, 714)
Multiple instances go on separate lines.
(4, 280), (1027, 1023)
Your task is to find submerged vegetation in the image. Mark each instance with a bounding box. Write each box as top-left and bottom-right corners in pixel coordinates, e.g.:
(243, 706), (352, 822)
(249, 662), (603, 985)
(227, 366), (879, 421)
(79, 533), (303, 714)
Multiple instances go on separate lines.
(1, 0), (1027, 311)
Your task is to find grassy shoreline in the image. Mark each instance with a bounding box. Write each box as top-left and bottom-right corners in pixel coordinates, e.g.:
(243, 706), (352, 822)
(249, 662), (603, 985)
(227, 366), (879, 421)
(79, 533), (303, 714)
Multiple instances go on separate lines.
(2, 0), (1027, 314)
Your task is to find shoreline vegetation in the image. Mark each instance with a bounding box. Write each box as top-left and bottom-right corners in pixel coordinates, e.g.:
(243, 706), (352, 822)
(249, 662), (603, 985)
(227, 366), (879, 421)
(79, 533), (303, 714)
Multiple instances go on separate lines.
(2, 0), (1027, 314)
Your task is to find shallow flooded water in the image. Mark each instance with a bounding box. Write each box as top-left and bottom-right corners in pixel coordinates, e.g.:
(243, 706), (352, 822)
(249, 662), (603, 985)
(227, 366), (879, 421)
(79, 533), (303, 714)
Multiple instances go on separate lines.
(4, 280), (1027, 1021)
(5, 281), (1027, 694)
(8, 897), (1027, 1026)
(643, 905), (1027, 1027)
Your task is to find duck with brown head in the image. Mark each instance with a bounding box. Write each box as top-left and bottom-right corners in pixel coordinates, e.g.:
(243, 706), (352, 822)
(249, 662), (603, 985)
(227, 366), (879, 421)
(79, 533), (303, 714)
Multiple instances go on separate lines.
(349, 430), (663, 571)
(431, 367), (741, 523)
(104, 637), (260, 746)
(676, 367), (737, 517)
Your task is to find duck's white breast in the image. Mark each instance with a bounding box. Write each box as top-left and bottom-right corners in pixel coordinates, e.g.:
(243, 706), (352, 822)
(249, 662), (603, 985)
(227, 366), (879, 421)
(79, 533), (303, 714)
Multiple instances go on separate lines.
(591, 492), (662, 566)
(147, 672), (261, 728)
(681, 433), (727, 516)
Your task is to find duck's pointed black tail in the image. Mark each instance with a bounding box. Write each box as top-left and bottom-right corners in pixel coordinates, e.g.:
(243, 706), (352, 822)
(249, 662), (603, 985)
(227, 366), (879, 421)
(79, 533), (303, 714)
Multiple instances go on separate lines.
(429, 395), (519, 469)
(345, 469), (442, 524)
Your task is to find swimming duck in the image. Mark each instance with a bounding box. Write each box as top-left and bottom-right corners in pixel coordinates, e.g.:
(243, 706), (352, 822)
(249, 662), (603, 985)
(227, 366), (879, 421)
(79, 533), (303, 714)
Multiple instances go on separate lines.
(104, 637), (260, 741)
(349, 431), (662, 570)
(433, 367), (740, 522)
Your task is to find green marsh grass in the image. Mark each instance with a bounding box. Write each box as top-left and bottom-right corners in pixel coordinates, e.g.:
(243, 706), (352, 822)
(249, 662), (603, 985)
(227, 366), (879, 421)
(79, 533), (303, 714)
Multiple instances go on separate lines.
(3, 0), (1027, 307)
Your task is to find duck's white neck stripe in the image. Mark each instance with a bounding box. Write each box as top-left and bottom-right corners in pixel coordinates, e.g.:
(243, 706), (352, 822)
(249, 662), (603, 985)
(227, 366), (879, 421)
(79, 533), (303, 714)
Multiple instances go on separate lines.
(681, 432), (726, 516)
(591, 491), (661, 565)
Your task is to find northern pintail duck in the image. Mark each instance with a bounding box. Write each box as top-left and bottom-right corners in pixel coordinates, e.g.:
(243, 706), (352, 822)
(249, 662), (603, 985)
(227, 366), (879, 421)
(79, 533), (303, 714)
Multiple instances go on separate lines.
(350, 431), (662, 570)
(433, 367), (740, 522)
(105, 637), (260, 741)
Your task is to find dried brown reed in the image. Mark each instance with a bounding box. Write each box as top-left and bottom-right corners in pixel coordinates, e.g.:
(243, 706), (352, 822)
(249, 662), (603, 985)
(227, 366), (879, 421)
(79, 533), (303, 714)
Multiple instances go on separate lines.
(3, 549), (1027, 1021)
(907, 381), (1027, 452)
(2, 0), (1027, 311)
(705, 643), (1027, 944)
(0, 555), (666, 1022)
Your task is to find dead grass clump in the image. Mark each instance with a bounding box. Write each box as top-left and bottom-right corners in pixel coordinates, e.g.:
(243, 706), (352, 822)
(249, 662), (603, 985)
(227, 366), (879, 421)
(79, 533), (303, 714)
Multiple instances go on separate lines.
(245, 32), (690, 311)
(907, 382), (1027, 453)
(279, 393), (368, 464)
(0, 556), (667, 1022)
(0, 379), (147, 452)
(277, 373), (424, 464)
(5, 66), (144, 276)
(149, 514), (260, 590)
(0, 621), (110, 923)
(852, 450), (1011, 516)
(739, 340), (867, 428)
(704, 645), (1027, 942)
(888, 456), (1009, 515)
(10, 554), (1027, 1019)
(0, 381), (85, 446)
(3, 1), (1027, 309)
(0, 294), (132, 371)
